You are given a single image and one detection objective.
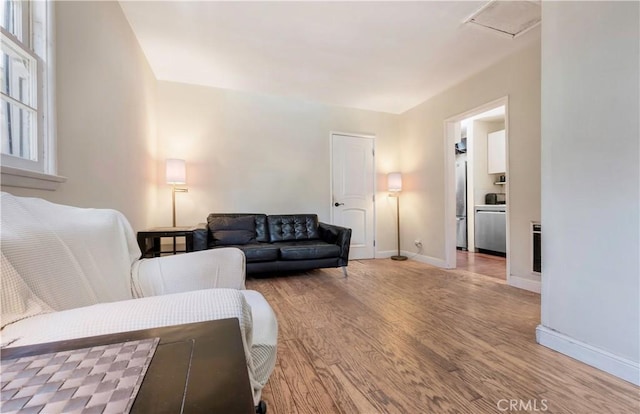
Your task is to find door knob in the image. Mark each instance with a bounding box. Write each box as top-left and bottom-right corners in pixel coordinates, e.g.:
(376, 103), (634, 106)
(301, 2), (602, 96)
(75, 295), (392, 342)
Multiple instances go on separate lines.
(334, 202), (344, 207)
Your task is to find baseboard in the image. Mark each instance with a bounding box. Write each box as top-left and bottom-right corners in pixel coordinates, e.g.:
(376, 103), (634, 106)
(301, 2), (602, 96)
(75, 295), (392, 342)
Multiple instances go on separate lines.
(375, 251), (447, 269)
(404, 251), (448, 268)
(375, 250), (396, 259)
(536, 325), (640, 385)
(508, 275), (541, 293)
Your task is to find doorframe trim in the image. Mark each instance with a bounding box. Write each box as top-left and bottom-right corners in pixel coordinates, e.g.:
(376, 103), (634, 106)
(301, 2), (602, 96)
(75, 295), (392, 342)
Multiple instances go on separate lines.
(443, 96), (510, 278)
(329, 131), (376, 259)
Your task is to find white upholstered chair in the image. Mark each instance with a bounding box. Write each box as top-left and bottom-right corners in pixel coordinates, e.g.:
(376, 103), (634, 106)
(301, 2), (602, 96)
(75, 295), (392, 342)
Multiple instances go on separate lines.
(0, 192), (277, 406)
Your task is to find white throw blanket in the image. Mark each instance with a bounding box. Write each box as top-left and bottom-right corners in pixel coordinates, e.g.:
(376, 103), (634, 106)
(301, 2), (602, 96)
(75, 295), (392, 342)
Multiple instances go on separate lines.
(1, 288), (253, 348)
(0, 192), (272, 404)
(0, 251), (53, 330)
(1, 192), (140, 311)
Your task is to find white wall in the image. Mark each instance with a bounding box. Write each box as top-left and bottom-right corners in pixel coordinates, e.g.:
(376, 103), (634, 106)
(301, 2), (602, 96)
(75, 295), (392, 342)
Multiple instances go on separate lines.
(539, 1), (639, 382)
(1, 1), (158, 231)
(399, 40), (541, 277)
(155, 81), (401, 254)
(464, 123), (476, 252)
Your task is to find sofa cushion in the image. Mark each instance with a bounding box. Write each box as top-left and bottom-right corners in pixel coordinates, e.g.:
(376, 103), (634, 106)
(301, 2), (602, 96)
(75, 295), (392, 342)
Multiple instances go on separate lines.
(207, 214), (270, 243)
(249, 215), (269, 243)
(1, 289), (252, 347)
(213, 230), (255, 245)
(277, 241), (341, 260)
(208, 215), (255, 232)
(235, 244), (280, 263)
(208, 216), (256, 245)
(267, 215), (320, 242)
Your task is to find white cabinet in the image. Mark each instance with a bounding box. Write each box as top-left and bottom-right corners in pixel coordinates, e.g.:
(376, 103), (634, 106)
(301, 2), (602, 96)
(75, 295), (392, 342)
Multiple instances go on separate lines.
(487, 129), (506, 174)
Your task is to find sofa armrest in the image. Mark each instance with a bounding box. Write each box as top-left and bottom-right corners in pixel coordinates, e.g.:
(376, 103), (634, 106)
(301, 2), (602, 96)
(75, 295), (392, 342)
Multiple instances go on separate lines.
(193, 223), (209, 251)
(318, 222), (352, 266)
(131, 247), (246, 297)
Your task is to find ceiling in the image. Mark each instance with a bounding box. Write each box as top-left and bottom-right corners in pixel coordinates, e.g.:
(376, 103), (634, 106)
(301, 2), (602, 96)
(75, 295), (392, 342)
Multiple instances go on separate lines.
(119, 1), (540, 114)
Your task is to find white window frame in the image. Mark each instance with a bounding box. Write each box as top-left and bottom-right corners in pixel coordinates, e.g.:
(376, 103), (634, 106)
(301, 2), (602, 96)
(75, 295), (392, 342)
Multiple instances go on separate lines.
(1, 0), (64, 190)
(2, 32), (41, 165)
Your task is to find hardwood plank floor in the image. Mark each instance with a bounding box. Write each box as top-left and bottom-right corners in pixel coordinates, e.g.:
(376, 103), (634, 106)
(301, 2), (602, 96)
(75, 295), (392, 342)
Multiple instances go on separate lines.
(456, 250), (507, 281)
(247, 259), (639, 413)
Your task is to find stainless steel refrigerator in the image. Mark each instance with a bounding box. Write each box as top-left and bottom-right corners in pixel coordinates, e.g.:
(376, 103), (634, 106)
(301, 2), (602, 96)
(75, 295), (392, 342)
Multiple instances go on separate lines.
(455, 158), (467, 249)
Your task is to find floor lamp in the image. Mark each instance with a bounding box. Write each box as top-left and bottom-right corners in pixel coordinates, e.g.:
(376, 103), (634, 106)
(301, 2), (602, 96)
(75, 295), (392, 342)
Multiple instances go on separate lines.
(166, 158), (188, 228)
(388, 172), (407, 261)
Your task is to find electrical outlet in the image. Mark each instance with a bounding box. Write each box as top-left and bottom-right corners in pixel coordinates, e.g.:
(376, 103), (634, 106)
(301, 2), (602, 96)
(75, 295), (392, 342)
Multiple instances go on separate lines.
(414, 239), (422, 248)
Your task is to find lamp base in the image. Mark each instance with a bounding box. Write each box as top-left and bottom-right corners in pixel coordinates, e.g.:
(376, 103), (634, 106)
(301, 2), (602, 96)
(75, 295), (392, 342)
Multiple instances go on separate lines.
(391, 255), (408, 261)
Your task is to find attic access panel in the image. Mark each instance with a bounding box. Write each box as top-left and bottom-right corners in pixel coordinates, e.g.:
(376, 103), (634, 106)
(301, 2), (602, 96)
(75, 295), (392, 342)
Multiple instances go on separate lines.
(465, 0), (541, 38)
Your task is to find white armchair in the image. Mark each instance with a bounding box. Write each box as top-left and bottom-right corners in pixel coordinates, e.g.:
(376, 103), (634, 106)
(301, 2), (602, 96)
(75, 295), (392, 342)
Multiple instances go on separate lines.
(132, 247), (247, 295)
(0, 192), (277, 405)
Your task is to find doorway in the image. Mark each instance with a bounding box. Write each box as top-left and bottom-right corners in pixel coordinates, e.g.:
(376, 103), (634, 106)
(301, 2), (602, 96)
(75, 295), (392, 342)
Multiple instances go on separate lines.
(330, 132), (375, 260)
(444, 97), (509, 280)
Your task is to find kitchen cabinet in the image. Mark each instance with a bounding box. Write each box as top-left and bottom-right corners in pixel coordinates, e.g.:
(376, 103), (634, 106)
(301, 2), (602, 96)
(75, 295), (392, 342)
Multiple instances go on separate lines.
(487, 129), (506, 174)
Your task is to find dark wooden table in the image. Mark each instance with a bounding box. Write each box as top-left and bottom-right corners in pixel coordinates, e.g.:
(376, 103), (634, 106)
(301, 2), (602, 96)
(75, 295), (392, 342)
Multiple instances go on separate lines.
(137, 226), (196, 258)
(1, 319), (255, 414)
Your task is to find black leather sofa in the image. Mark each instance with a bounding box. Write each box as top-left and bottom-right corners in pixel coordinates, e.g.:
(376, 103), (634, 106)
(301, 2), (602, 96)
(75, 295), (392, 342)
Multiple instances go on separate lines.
(193, 213), (352, 276)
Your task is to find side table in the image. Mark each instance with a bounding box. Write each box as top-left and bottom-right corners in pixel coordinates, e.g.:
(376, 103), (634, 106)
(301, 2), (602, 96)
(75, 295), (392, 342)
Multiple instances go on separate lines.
(137, 226), (196, 258)
(1, 319), (256, 413)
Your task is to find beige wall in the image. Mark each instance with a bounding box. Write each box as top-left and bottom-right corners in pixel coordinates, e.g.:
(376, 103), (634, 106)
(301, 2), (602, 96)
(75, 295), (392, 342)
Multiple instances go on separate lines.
(540, 1), (639, 378)
(155, 81), (401, 254)
(2, 1), (157, 231)
(399, 40), (541, 282)
(1, 3), (540, 272)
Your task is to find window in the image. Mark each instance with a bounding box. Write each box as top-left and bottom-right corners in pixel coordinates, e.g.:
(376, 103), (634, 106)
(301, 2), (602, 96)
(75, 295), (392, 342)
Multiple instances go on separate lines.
(1, 0), (61, 188)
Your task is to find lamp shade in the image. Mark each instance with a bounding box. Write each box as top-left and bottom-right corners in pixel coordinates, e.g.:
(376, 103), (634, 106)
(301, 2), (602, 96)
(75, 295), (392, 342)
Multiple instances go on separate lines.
(387, 172), (402, 192)
(166, 159), (186, 184)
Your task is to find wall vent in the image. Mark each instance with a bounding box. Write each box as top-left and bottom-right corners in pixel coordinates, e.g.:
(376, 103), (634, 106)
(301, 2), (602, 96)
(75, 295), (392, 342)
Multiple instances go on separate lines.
(532, 222), (541, 273)
(465, 0), (541, 39)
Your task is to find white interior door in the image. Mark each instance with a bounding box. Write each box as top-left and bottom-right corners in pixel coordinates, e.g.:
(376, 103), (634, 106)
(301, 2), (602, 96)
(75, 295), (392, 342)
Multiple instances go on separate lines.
(331, 133), (375, 259)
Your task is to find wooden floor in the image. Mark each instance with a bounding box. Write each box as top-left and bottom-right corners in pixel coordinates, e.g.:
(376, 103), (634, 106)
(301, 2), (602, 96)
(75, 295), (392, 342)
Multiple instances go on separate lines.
(246, 259), (639, 413)
(456, 250), (507, 281)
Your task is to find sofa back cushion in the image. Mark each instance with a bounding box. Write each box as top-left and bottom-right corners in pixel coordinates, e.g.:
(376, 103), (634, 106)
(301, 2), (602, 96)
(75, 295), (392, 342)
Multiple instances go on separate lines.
(267, 215), (320, 242)
(212, 230), (254, 245)
(207, 214), (269, 245)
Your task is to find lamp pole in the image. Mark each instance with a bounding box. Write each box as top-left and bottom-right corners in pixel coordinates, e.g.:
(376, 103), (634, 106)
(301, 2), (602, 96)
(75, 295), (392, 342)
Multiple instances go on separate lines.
(166, 158), (188, 229)
(391, 193), (407, 261)
(172, 184), (177, 227)
(171, 185), (188, 228)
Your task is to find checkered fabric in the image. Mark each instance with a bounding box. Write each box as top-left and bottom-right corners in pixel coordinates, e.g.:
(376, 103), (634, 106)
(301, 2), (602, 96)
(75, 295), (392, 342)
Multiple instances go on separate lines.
(1, 338), (158, 414)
